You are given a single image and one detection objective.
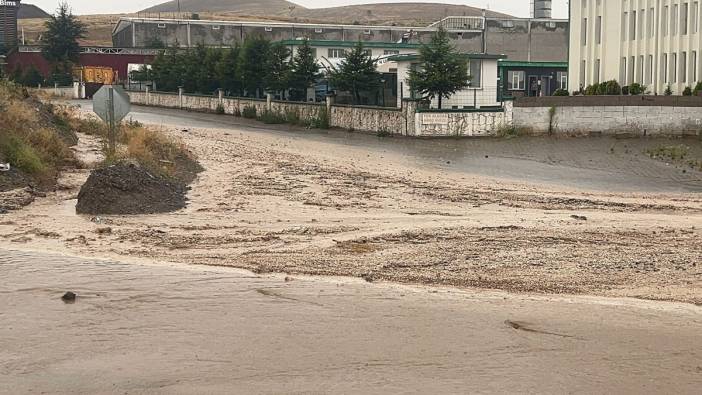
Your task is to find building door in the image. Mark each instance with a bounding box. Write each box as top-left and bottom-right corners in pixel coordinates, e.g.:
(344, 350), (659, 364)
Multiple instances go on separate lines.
(540, 76), (551, 96)
(528, 76), (539, 96)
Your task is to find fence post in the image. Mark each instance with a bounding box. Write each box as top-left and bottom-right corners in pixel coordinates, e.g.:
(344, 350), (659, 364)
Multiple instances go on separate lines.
(145, 85), (150, 106)
(178, 87), (184, 109)
(218, 89), (224, 104)
(266, 93), (272, 112)
(326, 93), (335, 126)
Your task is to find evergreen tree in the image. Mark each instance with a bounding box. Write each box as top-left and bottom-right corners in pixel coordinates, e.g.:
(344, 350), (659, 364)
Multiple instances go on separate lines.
(289, 39), (321, 100)
(216, 45), (242, 96)
(238, 37), (270, 98)
(264, 43), (292, 99)
(150, 47), (182, 92)
(41, 2), (86, 84)
(327, 41), (381, 104)
(23, 65), (45, 87)
(407, 27), (469, 109)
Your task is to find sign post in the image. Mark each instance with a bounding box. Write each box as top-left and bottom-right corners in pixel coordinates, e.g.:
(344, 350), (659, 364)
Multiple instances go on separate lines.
(93, 85), (131, 156)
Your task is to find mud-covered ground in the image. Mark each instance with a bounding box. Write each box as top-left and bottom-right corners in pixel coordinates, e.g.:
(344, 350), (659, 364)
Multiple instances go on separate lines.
(1, 111), (701, 304)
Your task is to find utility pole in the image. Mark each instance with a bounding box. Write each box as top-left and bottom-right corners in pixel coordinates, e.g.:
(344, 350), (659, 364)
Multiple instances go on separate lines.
(177, 0), (181, 17)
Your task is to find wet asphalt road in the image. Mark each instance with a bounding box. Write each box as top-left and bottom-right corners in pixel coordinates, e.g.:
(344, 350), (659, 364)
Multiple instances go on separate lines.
(1, 249), (701, 394)
(69, 100), (702, 193)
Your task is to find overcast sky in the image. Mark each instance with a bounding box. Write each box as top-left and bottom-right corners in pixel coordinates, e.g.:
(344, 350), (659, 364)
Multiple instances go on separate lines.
(30, 0), (569, 18)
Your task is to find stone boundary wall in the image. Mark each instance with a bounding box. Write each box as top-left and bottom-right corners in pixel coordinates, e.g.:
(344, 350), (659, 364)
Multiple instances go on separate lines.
(513, 105), (702, 136)
(515, 95), (702, 107)
(127, 90), (509, 137)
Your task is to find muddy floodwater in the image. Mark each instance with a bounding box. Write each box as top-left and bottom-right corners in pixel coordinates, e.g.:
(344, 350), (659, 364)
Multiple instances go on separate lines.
(1, 249), (701, 394)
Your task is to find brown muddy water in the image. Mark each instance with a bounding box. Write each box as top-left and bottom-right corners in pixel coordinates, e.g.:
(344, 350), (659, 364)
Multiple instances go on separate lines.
(1, 249), (701, 394)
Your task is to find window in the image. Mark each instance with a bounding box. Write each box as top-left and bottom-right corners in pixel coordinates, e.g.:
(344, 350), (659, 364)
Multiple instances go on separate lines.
(673, 4), (679, 35)
(620, 57), (627, 84)
(682, 52), (688, 83)
(630, 10), (637, 40)
(582, 18), (588, 45)
(693, 51), (698, 82)
(383, 50), (399, 55)
(212, 25), (221, 30)
(328, 48), (345, 58)
(662, 53), (668, 83)
(694, 2), (700, 34)
(508, 70), (525, 90)
(265, 27), (273, 32)
(557, 72), (568, 90)
(581, 60), (587, 87)
(595, 59), (601, 83)
(622, 12), (628, 40)
(647, 55), (653, 85)
(596, 16), (602, 44)
(648, 8), (654, 37)
(468, 60), (481, 88)
(682, 3), (689, 35)
(629, 56), (635, 85)
(663, 6), (669, 36)
(639, 55), (644, 84)
(671, 53), (677, 83)
(315, 28), (324, 33)
(639, 9), (645, 40)
(157, 23), (166, 28)
(363, 49), (373, 56)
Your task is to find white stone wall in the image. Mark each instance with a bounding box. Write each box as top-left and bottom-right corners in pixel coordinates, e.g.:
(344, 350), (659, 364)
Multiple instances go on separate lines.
(514, 105), (702, 136)
(413, 108), (509, 137)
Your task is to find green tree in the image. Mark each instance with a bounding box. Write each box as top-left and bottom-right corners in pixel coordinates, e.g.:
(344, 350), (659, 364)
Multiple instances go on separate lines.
(289, 39), (321, 100)
(41, 2), (86, 84)
(216, 45), (242, 96)
(326, 41), (381, 105)
(150, 47), (183, 92)
(264, 43), (292, 99)
(693, 81), (702, 96)
(407, 27), (469, 109)
(238, 36), (270, 98)
(21, 65), (45, 87)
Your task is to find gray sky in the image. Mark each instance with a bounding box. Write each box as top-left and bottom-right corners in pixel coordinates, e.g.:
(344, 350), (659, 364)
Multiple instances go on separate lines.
(31, 0), (569, 18)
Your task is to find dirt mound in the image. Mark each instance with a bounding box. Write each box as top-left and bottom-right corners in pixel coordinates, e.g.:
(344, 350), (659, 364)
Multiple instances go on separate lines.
(76, 162), (189, 215)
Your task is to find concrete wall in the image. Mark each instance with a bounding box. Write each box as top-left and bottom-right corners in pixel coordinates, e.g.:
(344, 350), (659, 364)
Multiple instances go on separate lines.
(513, 96), (702, 136)
(127, 90), (510, 137)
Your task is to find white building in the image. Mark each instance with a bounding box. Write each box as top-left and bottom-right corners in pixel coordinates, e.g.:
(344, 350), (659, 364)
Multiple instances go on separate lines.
(570, 0), (702, 95)
(279, 39), (421, 70)
(387, 53), (503, 109)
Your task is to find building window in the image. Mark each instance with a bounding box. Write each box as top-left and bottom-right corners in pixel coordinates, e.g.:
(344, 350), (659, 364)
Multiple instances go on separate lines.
(646, 55), (653, 85)
(595, 59), (601, 83)
(663, 6), (669, 36)
(694, 2), (699, 34)
(557, 72), (568, 90)
(673, 4), (679, 35)
(682, 3), (689, 35)
(328, 48), (345, 58)
(620, 57), (627, 84)
(693, 51), (698, 82)
(681, 52), (688, 83)
(629, 56), (635, 85)
(662, 53), (668, 83)
(622, 12), (628, 40)
(469, 60), (482, 88)
(596, 16), (602, 44)
(639, 55), (644, 84)
(383, 50), (399, 55)
(639, 9), (645, 39)
(581, 60), (587, 87)
(582, 18), (588, 45)
(671, 53), (677, 83)
(630, 10), (637, 40)
(508, 70), (525, 90)
(363, 49), (373, 56)
(648, 8), (654, 37)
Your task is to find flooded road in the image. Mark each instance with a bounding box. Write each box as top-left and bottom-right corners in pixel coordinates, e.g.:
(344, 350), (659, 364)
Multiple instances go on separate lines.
(2, 249), (701, 394)
(69, 100), (702, 193)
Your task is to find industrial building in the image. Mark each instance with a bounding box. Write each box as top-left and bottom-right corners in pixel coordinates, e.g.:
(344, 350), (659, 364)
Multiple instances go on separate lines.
(112, 13), (568, 63)
(0, 0), (20, 53)
(570, 0), (702, 95)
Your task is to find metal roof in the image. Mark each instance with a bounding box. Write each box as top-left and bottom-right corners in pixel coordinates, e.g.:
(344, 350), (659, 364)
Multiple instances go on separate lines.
(498, 60), (567, 68)
(279, 39), (422, 49)
(387, 53), (505, 62)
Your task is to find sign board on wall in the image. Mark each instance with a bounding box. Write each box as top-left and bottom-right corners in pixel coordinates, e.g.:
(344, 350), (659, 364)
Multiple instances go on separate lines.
(421, 113), (450, 125)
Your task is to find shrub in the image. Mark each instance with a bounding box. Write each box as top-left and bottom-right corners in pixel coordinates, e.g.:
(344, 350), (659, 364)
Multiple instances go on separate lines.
(215, 103), (225, 114)
(584, 84), (599, 95)
(0, 135), (46, 175)
(242, 105), (257, 119)
(258, 110), (286, 124)
(683, 86), (693, 96)
(309, 107), (330, 129)
(285, 110), (301, 125)
(233, 107), (242, 117)
(602, 80), (622, 95)
(553, 89), (569, 96)
(628, 83), (645, 95)
(693, 82), (702, 96)
(665, 84), (673, 96)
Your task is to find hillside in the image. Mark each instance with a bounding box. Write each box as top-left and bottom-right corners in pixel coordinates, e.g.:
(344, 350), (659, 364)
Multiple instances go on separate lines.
(141, 0), (303, 16)
(18, 3), (50, 19)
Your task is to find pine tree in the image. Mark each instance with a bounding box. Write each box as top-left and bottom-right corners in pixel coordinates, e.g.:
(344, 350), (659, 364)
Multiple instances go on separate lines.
(216, 45), (242, 96)
(239, 37), (270, 98)
(41, 2), (86, 84)
(407, 27), (469, 109)
(327, 41), (381, 105)
(264, 43), (292, 99)
(289, 39), (321, 100)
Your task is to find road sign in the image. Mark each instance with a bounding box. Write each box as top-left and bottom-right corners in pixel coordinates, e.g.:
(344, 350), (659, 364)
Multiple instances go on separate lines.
(93, 85), (131, 156)
(93, 85), (131, 124)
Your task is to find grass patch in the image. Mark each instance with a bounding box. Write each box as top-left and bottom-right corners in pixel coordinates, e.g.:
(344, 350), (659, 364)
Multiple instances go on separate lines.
(242, 105), (257, 119)
(646, 144), (702, 171)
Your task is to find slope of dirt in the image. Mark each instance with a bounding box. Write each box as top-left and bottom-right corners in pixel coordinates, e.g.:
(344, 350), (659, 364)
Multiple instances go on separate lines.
(18, 4), (51, 19)
(76, 162), (189, 215)
(141, 0), (301, 15)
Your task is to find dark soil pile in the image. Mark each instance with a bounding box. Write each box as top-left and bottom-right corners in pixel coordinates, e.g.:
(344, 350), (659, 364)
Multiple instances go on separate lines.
(76, 162), (189, 215)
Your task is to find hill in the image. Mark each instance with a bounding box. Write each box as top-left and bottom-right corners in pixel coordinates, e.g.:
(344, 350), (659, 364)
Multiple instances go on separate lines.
(18, 3), (51, 19)
(141, 0), (303, 16)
